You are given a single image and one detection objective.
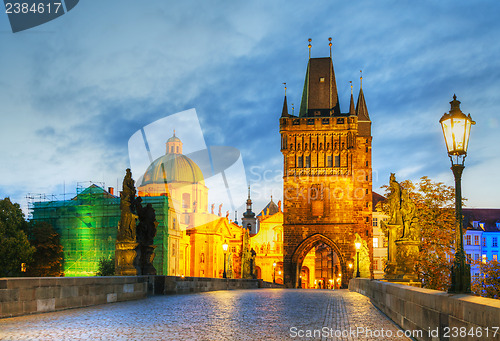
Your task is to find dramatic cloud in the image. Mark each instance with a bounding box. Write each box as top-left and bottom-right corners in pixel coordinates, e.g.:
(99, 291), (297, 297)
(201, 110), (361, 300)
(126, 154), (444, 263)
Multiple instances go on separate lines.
(1, 0), (499, 215)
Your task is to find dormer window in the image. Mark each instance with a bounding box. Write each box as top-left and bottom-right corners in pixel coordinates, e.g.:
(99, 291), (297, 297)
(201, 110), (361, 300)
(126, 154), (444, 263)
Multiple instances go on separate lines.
(473, 221), (479, 228)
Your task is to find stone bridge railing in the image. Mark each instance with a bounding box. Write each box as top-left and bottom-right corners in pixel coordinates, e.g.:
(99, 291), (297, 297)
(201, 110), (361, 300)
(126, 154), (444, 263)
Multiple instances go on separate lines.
(349, 278), (500, 341)
(0, 276), (280, 319)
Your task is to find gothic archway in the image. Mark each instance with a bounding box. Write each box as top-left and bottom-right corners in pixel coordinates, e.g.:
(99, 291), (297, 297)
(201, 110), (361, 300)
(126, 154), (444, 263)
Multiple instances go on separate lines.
(291, 233), (347, 288)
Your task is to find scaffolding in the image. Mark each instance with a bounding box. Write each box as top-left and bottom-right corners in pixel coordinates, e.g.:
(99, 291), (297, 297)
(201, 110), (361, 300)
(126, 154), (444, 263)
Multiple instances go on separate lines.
(28, 183), (120, 277)
(28, 182), (172, 277)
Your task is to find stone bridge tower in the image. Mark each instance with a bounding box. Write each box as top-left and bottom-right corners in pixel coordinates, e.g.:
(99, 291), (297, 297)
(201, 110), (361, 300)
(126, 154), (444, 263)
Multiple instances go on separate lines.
(280, 51), (373, 288)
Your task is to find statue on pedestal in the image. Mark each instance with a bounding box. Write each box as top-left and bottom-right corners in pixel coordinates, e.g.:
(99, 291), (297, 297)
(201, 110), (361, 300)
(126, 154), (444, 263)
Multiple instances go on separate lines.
(115, 168), (158, 276)
(380, 173), (421, 281)
(115, 169), (139, 275)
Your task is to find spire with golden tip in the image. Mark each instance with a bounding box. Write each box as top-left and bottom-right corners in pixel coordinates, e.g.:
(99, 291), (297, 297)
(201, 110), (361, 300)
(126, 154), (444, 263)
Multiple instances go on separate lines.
(356, 70), (371, 136)
(349, 81), (355, 116)
(281, 82), (289, 117)
(329, 37), (332, 58)
(308, 38), (312, 59)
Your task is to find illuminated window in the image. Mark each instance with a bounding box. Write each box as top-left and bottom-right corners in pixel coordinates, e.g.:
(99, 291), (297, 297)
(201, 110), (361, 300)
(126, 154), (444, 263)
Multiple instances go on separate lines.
(319, 77), (325, 83)
(482, 254), (487, 263)
(483, 237), (487, 247)
(474, 235), (479, 246)
(373, 237), (378, 248)
(466, 235), (471, 246)
(493, 254), (498, 261)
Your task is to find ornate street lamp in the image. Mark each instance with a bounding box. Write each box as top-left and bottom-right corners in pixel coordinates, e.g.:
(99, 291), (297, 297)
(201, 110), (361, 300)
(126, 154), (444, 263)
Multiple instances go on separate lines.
(355, 242), (361, 278)
(222, 240), (228, 279)
(440, 94), (475, 294)
(273, 261), (277, 283)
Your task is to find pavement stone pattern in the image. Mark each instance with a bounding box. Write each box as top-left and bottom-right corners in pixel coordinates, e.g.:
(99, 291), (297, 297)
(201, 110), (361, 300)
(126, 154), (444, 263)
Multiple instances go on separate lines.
(0, 289), (411, 341)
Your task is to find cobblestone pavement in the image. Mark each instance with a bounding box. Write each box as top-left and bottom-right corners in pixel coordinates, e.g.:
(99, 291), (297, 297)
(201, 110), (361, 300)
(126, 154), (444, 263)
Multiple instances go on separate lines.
(0, 289), (412, 341)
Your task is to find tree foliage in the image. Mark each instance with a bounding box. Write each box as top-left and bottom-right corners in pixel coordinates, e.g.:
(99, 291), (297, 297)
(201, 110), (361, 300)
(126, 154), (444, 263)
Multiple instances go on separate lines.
(96, 257), (115, 276)
(382, 176), (458, 291)
(0, 198), (35, 277)
(25, 221), (63, 277)
(472, 260), (500, 299)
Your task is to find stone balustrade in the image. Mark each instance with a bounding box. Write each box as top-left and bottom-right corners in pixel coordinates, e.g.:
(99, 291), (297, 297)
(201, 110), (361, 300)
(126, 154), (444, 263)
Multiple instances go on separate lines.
(349, 278), (500, 341)
(0, 276), (279, 318)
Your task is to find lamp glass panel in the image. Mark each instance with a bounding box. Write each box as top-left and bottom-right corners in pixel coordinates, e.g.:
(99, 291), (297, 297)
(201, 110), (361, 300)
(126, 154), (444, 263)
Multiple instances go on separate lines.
(452, 117), (466, 152)
(463, 119), (472, 153)
(441, 118), (454, 154)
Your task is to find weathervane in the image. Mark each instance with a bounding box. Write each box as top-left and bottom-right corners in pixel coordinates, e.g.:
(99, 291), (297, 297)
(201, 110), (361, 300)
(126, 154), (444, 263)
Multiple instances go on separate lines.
(360, 70), (363, 89)
(350, 80), (353, 95)
(283, 82), (287, 96)
(308, 38), (312, 59)
(329, 37), (332, 58)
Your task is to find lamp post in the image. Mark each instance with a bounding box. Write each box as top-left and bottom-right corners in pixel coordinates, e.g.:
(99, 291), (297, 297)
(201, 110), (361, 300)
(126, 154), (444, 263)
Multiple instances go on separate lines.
(440, 94), (474, 294)
(355, 242), (361, 278)
(222, 240), (228, 279)
(273, 261), (276, 283)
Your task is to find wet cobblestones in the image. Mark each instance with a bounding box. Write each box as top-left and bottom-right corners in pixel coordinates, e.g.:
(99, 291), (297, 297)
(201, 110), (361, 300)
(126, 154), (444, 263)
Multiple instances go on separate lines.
(0, 289), (410, 340)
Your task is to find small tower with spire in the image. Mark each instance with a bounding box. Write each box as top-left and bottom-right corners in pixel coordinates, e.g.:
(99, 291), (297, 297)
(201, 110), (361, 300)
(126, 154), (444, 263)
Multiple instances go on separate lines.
(241, 186), (257, 235)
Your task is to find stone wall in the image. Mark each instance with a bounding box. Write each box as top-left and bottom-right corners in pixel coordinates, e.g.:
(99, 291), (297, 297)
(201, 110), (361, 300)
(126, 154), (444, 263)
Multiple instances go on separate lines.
(153, 276), (280, 295)
(349, 278), (500, 341)
(0, 276), (280, 319)
(0, 276), (148, 318)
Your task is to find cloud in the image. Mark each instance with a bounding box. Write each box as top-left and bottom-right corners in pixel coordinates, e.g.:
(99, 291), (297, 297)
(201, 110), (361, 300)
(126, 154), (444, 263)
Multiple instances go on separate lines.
(1, 0), (500, 215)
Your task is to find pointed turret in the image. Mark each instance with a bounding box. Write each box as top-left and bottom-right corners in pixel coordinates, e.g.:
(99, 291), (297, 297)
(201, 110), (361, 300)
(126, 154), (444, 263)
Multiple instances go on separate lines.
(281, 95), (289, 117)
(299, 57), (341, 117)
(356, 73), (371, 136)
(349, 82), (356, 116)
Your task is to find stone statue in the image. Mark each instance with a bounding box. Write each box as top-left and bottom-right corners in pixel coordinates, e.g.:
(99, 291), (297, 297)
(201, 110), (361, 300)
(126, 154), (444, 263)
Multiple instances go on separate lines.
(211, 204), (215, 215)
(218, 204), (223, 217)
(115, 169), (139, 275)
(381, 173), (421, 281)
(136, 198), (158, 275)
(250, 248), (257, 279)
(241, 228), (253, 279)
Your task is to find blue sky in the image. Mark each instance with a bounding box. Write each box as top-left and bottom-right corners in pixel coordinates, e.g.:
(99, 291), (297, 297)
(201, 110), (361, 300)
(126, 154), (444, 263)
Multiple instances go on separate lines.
(1, 0), (500, 216)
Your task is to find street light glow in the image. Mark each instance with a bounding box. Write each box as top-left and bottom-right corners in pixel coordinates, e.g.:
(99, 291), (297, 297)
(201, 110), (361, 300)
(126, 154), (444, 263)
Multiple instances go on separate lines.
(439, 95), (475, 156)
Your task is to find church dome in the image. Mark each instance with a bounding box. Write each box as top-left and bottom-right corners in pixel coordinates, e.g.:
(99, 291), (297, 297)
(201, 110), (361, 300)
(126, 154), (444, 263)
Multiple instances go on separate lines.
(167, 135), (181, 143)
(139, 153), (204, 185)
